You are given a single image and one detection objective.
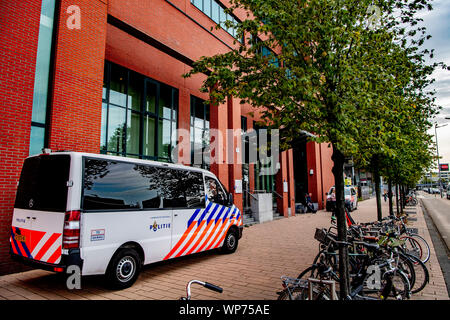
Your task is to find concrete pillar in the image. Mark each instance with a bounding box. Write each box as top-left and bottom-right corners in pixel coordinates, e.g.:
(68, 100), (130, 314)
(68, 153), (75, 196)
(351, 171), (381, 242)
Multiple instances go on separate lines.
(49, 0), (108, 152)
(287, 149), (296, 215)
(209, 98), (229, 191)
(276, 151), (289, 217)
(176, 88), (191, 165)
(226, 97), (243, 213)
(307, 141), (323, 209)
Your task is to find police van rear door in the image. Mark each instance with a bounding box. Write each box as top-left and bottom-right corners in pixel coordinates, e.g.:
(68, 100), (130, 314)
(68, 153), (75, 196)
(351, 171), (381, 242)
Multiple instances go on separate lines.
(11, 154), (70, 264)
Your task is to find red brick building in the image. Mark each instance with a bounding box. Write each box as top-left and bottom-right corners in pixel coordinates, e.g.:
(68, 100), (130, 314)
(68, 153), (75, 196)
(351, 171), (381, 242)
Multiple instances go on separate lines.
(0, 0), (334, 275)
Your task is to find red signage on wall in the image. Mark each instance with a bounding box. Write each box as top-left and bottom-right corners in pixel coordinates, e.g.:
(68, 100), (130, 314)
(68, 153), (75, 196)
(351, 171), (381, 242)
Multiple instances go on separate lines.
(440, 163), (449, 171)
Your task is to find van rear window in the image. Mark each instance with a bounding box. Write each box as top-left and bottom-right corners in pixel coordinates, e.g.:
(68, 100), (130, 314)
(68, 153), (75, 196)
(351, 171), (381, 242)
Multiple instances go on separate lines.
(14, 155), (71, 212)
(83, 158), (205, 211)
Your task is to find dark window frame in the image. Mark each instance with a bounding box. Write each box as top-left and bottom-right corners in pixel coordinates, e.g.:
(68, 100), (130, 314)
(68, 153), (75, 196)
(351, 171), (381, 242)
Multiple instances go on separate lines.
(101, 61), (178, 162)
(190, 95), (210, 170)
(190, 0), (244, 43)
(29, 0), (61, 156)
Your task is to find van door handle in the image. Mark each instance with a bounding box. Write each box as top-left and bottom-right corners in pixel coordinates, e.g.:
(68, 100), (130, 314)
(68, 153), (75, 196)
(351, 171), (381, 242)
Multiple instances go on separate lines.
(32, 217), (36, 220)
(174, 214), (178, 217)
(26, 217), (31, 219)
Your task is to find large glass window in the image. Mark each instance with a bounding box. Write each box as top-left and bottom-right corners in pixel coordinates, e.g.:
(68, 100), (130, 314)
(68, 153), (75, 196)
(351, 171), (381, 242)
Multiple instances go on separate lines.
(82, 158), (205, 211)
(101, 61), (178, 162)
(190, 96), (210, 169)
(191, 0), (241, 42)
(253, 123), (275, 193)
(29, 0), (57, 155)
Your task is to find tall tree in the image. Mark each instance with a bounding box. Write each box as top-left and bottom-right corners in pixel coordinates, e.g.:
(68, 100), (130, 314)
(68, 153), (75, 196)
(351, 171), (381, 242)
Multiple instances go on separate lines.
(185, 0), (446, 298)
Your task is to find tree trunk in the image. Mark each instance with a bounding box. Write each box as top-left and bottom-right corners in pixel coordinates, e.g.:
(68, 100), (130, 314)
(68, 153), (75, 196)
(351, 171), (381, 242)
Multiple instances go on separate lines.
(388, 179), (394, 216)
(395, 184), (400, 216)
(373, 165), (382, 221)
(400, 185), (404, 214)
(331, 144), (350, 299)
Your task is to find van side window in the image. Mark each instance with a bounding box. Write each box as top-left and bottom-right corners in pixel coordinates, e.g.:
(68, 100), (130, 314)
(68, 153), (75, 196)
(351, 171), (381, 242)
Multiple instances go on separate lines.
(170, 170), (205, 208)
(83, 159), (205, 211)
(205, 176), (227, 206)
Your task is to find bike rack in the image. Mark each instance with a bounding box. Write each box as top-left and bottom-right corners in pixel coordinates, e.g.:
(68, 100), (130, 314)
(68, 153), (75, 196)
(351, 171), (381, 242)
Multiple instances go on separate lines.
(307, 278), (339, 300)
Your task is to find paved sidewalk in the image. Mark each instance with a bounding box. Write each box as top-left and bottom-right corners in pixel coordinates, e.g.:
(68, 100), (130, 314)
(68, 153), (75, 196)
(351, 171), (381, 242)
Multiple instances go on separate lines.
(0, 197), (447, 300)
(353, 197), (449, 300)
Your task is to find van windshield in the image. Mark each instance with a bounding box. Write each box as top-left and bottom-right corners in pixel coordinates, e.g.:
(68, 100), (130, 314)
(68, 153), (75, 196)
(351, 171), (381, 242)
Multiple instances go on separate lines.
(14, 155), (70, 212)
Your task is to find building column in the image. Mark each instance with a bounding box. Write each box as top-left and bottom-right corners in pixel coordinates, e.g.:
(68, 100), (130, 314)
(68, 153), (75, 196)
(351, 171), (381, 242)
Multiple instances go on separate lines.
(0, 0), (42, 275)
(307, 141), (322, 209)
(210, 97), (229, 191)
(226, 97), (243, 213)
(248, 121), (255, 193)
(48, 0), (108, 152)
(287, 149), (296, 216)
(176, 88), (191, 165)
(276, 151), (289, 217)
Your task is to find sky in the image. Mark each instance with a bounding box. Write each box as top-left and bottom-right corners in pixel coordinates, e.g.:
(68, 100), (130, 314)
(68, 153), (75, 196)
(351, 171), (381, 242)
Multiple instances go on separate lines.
(417, 0), (450, 169)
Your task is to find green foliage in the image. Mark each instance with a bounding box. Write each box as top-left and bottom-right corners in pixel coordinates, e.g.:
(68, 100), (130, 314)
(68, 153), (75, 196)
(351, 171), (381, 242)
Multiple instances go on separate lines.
(184, 0), (446, 187)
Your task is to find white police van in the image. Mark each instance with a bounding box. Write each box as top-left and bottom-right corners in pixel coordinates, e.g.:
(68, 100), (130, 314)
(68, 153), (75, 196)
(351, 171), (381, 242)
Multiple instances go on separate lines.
(10, 152), (242, 288)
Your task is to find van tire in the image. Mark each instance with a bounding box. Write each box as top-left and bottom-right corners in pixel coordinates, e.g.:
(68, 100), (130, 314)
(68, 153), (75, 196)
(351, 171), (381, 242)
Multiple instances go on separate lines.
(105, 248), (141, 290)
(221, 229), (238, 254)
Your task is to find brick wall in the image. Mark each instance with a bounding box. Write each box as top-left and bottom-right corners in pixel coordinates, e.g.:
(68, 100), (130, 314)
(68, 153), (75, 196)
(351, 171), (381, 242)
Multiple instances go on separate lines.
(48, 0), (108, 152)
(0, 0), (42, 275)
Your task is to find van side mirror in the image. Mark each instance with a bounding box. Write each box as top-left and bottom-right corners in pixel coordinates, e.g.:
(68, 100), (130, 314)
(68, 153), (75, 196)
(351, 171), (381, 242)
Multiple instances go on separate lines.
(228, 193), (234, 206)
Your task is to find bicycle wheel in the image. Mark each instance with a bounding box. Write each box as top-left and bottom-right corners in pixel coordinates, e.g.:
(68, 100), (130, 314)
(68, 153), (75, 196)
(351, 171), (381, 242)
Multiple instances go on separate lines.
(277, 285), (308, 300)
(380, 270), (411, 300)
(278, 266), (317, 300)
(279, 264), (338, 300)
(403, 253), (429, 294)
(410, 234), (430, 264)
(397, 253), (416, 291)
(400, 235), (423, 262)
(311, 250), (338, 273)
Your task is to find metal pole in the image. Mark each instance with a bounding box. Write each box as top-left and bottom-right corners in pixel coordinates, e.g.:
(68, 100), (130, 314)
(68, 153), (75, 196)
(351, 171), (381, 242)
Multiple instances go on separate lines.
(435, 123), (448, 198)
(435, 125), (442, 198)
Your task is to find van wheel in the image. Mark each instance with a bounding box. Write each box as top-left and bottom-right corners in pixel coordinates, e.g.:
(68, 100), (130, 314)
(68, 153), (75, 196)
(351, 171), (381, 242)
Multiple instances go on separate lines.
(106, 249), (141, 290)
(221, 229), (238, 254)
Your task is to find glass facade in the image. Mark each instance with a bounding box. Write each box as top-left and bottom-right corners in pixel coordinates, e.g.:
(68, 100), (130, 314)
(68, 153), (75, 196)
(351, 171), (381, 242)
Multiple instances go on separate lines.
(190, 95), (210, 169)
(253, 122), (275, 193)
(29, 0), (56, 155)
(101, 61), (178, 162)
(191, 0), (241, 41)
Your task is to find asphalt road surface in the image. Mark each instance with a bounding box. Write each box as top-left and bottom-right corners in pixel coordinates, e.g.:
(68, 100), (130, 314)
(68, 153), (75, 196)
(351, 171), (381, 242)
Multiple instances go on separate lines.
(420, 191), (450, 250)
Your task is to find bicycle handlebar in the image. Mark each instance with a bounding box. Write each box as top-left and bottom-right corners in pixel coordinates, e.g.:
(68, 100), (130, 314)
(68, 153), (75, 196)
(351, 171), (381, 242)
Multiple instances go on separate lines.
(204, 282), (223, 293)
(183, 280), (223, 300)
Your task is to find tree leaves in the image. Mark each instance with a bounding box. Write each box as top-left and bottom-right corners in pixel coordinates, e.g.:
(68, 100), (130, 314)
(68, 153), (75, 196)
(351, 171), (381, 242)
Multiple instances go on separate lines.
(184, 0), (446, 185)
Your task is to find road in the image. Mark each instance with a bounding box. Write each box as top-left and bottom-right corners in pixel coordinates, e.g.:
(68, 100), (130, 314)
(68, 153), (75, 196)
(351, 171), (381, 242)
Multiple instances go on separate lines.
(419, 191), (450, 250)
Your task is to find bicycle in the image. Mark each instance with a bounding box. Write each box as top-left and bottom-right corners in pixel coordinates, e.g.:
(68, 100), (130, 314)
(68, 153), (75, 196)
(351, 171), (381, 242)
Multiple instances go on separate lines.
(278, 228), (412, 300)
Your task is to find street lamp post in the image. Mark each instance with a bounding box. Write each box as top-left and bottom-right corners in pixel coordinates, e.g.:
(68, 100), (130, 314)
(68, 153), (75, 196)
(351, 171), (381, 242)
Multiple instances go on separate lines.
(435, 123), (448, 198)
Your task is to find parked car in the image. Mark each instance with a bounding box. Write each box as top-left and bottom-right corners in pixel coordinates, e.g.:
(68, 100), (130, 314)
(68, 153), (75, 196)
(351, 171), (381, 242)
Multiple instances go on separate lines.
(326, 186), (358, 212)
(447, 184), (450, 200)
(430, 188), (441, 194)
